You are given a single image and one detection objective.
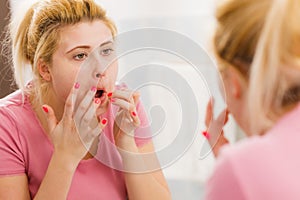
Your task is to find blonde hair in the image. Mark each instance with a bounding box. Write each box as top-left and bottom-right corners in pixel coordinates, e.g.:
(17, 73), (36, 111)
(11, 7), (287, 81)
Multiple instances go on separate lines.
(249, 0), (300, 133)
(10, 0), (116, 104)
(214, 0), (300, 134)
(214, 0), (271, 79)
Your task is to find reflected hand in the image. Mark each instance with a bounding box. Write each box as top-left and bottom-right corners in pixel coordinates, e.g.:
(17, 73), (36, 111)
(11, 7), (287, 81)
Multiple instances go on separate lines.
(204, 98), (229, 157)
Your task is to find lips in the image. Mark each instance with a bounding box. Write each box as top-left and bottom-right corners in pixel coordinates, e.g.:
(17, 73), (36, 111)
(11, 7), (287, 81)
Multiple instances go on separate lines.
(95, 89), (104, 98)
(94, 89), (107, 103)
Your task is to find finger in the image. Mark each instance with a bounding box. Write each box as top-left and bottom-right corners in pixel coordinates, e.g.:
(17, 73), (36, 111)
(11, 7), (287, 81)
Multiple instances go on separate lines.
(111, 98), (135, 111)
(132, 92), (140, 106)
(118, 82), (128, 90)
(130, 109), (140, 127)
(109, 90), (140, 104)
(75, 86), (97, 120)
(205, 98), (214, 127)
(224, 109), (230, 124)
(63, 82), (80, 119)
(79, 98), (100, 127)
(42, 105), (58, 134)
(83, 118), (107, 144)
(99, 117), (108, 130)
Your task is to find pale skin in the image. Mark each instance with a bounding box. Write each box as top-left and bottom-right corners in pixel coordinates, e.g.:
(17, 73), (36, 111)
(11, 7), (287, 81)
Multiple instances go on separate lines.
(204, 64), (251, 157)
(0, 20), (171, 200)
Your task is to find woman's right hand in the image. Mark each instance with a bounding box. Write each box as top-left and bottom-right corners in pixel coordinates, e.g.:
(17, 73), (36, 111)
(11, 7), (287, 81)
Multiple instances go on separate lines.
(204, 99), (229, 157)
(42, 83), (107, 164)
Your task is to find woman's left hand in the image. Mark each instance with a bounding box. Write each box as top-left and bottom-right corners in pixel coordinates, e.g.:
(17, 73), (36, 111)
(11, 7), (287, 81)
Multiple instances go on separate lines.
(204, 98), (229, 157)
(109, 89), (141, 151)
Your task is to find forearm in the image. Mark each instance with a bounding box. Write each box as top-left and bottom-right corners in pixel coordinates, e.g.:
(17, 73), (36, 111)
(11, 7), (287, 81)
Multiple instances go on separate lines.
(124, 172), (171, 200)
(33, 153), (79, 200)
(120, 146), (171, 200)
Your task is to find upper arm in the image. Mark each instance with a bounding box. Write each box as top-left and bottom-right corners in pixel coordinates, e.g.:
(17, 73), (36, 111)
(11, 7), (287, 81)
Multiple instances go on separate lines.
(0, 108), (29, 199)
(0, 108), (26, 175)
(0, 175), (31, 200)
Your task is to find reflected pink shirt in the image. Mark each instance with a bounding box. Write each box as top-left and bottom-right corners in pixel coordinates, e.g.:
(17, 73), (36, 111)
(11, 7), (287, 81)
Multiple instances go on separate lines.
(205, 103), (300, 200)
(0, 90), (151, 199)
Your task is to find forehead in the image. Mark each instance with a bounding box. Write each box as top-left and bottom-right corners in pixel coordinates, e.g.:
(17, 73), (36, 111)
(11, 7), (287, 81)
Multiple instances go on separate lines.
(58, 20), (113, 50)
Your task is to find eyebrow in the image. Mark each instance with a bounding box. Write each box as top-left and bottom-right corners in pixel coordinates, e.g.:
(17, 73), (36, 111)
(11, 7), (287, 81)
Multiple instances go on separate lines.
(66, 40), (113, 54)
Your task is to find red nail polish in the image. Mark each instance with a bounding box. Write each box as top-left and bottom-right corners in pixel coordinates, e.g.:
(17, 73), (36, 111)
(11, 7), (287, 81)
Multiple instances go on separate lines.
(42, 106), (48, 113)
(91, 86), (97, 92)
(94, 98), (101, 104)
(74, 82), (80, 89)
(101, 118), (107, 125)
(131, 111), (137, 117)
(107, 92), (113, 97)
(202, 131), (210, 140)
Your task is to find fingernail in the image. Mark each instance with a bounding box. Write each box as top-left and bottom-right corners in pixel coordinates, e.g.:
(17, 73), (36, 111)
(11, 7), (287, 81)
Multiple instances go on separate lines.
(202, 131), (210, 140)
(74, 82), (80, 89)
(91, 86), (97, 92)
(110, 98), (116, 103)
(131, 111), (137, 117)
(107, 92), (113, 97)
(101, 118), (107, 125)
(42, 106), (48, 113)
(94, 98), (101, 104)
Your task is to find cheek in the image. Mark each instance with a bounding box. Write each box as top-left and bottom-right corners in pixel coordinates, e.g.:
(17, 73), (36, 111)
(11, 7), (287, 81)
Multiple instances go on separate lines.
(107, 63), (118, 83)
(51, 51), (83, 101)
(51, 63), (79, 101)
(52, 72), (77, 101)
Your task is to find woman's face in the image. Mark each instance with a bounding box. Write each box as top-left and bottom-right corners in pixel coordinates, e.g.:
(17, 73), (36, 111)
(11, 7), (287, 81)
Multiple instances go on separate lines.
(49, 20), (117, 112)
(219, 64), (252, 135)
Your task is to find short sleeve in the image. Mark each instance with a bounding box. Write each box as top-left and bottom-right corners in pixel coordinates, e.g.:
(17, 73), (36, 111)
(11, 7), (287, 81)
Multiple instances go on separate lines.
(205, 154), (246, 200)
(0, 107), (26, 176)
(134, 101), (152, 147)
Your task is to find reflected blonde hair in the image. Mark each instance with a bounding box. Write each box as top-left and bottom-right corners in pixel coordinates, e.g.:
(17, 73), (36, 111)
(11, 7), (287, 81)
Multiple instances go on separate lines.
(10, 0), (116, 104)
(214, 0), (300, 134)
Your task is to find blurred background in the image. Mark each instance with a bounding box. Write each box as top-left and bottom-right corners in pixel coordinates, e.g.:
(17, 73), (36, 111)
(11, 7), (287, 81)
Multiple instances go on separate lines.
(1, 0), (245, 199)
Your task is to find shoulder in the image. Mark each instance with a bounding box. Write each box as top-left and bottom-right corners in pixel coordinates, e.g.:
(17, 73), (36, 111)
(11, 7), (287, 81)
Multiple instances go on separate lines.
(205, 137), (266, 199)
(266, 102), (300, 137)
(0, 90), (33, 134)
(0, 90), (29, 116)
(206, 104), (300, 200)
(0, 90), (24, 107)
(217, 102), (300, 167)
(0, 91), (30, 175)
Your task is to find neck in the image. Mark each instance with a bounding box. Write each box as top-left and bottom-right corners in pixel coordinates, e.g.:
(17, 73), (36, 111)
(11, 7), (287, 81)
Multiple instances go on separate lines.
(30, 87), (64, 134)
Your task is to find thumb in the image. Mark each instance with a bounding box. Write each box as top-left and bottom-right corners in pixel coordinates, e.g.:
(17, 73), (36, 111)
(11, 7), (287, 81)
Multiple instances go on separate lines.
(42, 105), (58, 134)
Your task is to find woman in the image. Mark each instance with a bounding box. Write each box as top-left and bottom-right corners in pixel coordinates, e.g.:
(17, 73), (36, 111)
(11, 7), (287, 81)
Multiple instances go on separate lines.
(204, 0), (300, 199)
(0, 0), (171, 199)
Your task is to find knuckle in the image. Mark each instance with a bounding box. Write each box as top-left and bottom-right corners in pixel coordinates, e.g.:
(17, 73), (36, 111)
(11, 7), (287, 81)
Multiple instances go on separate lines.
(82, 117), (90, 125)
(65, 100), (73, 108)
(79, 104), (88, 111)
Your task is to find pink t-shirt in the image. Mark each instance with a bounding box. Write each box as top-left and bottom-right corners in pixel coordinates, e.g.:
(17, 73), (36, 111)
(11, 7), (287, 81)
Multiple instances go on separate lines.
(0, 90), (151, 199)
(205, 103), (300, 200)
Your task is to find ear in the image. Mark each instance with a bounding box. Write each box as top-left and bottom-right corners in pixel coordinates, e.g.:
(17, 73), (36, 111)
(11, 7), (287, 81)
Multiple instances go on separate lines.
(226, 66), (245, 99)
(38, 59), (51, 81)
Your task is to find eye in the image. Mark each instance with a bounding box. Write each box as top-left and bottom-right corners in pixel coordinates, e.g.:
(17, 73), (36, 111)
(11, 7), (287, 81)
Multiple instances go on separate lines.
(100, 48), (114, 56)
(73, 53), (88, 61)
